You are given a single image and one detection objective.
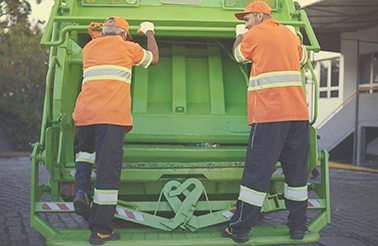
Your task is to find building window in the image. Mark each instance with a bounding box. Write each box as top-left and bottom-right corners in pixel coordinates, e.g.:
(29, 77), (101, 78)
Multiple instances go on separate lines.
(331, 59), (339, 87)
(359, 52), (378, 93)
(320, 61), (328, 88)
(359, 54), (371, 85)
(319, 91), (327, 98)
(318, 58), (340, 99)
(330, 90), (339, 98)
(373, 53), (378, 83)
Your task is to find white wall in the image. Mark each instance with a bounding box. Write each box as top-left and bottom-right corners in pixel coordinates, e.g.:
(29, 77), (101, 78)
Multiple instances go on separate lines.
(356, 27), (378, 54)
(341, 26), (378, 99)
(316, 26), (378, 128)
(309, 51), (343, 128)
(315, 98), (343, 128)
(340, 32), (358, 101)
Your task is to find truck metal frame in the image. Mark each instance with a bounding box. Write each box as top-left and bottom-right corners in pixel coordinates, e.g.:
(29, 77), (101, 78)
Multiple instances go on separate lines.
(30, 0), (329, 245)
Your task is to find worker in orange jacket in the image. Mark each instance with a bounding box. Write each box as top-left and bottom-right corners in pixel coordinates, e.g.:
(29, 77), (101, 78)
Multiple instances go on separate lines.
(72, 16), (159, 245)
(221, 1), (309, 243)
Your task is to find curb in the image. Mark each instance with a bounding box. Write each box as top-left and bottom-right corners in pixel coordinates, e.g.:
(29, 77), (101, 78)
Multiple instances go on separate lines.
(0, 151), (31, 158)
(328, 161), (378, 173)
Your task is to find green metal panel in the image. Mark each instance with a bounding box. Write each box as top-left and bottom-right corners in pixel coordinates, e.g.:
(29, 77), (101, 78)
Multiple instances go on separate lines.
(31, 0), (328, 244)
(172, 44), (187, 113)
(45, 226), (320, 246)
(308, 125), (318, 177)
(208, 45), (226, 114)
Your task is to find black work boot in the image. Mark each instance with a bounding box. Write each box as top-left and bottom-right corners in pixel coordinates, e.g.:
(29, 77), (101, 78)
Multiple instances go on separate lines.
(289, 228), (306, 240)
(220, 224), (249, 243)
(89, 231), (121, 245)
(73, 190), (91, 220)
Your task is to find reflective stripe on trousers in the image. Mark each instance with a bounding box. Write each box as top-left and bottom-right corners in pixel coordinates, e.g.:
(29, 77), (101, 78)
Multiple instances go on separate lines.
(76, 151), (96, 164)
(93, 188), (118, 205)
(284, 183), (308, 201)
(238, 185), (266, 207)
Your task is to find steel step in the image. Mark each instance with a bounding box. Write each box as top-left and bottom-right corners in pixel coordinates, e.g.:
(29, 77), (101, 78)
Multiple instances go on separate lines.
(46, 225), (319, 245)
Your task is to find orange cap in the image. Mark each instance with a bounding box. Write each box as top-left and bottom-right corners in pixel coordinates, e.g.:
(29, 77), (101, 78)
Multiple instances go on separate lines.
(104, 16), (133, 40)
(235, 1), (272, 20)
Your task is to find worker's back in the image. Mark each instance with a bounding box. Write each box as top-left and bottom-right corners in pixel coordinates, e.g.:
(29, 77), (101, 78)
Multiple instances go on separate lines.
(246, 19), (302, 75)
(240, 18), (309, 124)
(74, 36), (146, 127)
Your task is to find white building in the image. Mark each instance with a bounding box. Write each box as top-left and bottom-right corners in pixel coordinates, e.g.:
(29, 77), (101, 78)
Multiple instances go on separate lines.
(304, 0), (378, 166)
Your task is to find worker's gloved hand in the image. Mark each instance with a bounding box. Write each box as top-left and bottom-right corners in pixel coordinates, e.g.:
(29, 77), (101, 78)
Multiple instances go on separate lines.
(236, 24), (248, 37)
(137, 21), (154, 35)
(88, 22), (103, 39)
(285, 25), (296, 35)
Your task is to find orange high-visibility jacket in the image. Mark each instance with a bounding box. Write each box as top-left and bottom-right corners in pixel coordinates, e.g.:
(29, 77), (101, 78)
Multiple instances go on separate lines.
(234, 18), (309, 125)
(73, 35), (153, 130)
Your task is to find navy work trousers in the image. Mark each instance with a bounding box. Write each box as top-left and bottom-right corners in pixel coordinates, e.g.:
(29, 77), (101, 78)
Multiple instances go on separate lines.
(229, 121), (309, 234)
(74, 124), (124, 235)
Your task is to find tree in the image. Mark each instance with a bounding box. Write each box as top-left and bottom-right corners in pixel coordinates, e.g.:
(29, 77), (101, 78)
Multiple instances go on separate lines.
(0, 0), (48, 150)
(0, 0), (32, 28)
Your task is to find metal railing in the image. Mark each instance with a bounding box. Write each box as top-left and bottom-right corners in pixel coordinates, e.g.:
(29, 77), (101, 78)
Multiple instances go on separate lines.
(316, 91), (356, 129)
(316, 86), (378, 129)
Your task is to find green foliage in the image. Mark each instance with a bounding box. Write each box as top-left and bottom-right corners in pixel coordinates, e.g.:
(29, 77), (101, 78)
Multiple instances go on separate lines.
(0, 25), (48, 150)
(0, 0), (32, 28)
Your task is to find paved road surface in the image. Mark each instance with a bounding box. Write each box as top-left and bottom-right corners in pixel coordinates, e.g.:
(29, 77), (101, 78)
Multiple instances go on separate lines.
(0, 156), (377, 246)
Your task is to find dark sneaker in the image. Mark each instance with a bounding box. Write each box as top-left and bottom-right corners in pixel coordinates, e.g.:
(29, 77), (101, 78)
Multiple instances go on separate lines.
(73, 190), (91, 221)
(289, 229), (306, 240)
(220, 224), (249, 243)
(89, 231), (121, 245)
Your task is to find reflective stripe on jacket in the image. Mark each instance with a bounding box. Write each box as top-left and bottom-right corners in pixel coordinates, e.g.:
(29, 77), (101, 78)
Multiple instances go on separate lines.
(82, 65), (132, 84)
(234, 18), (309, 124)
(73, 35), (153, 128)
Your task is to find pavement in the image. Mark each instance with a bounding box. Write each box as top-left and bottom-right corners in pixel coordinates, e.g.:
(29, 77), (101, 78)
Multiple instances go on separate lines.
(0, 155), (377, 246)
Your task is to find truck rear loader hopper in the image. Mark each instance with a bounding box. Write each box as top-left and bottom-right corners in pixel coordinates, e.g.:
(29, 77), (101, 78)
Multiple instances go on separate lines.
(30, 0), (330, 245)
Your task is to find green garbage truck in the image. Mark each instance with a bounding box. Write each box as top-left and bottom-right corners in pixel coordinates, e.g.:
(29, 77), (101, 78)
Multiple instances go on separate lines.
(30, 0), (330, 245)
